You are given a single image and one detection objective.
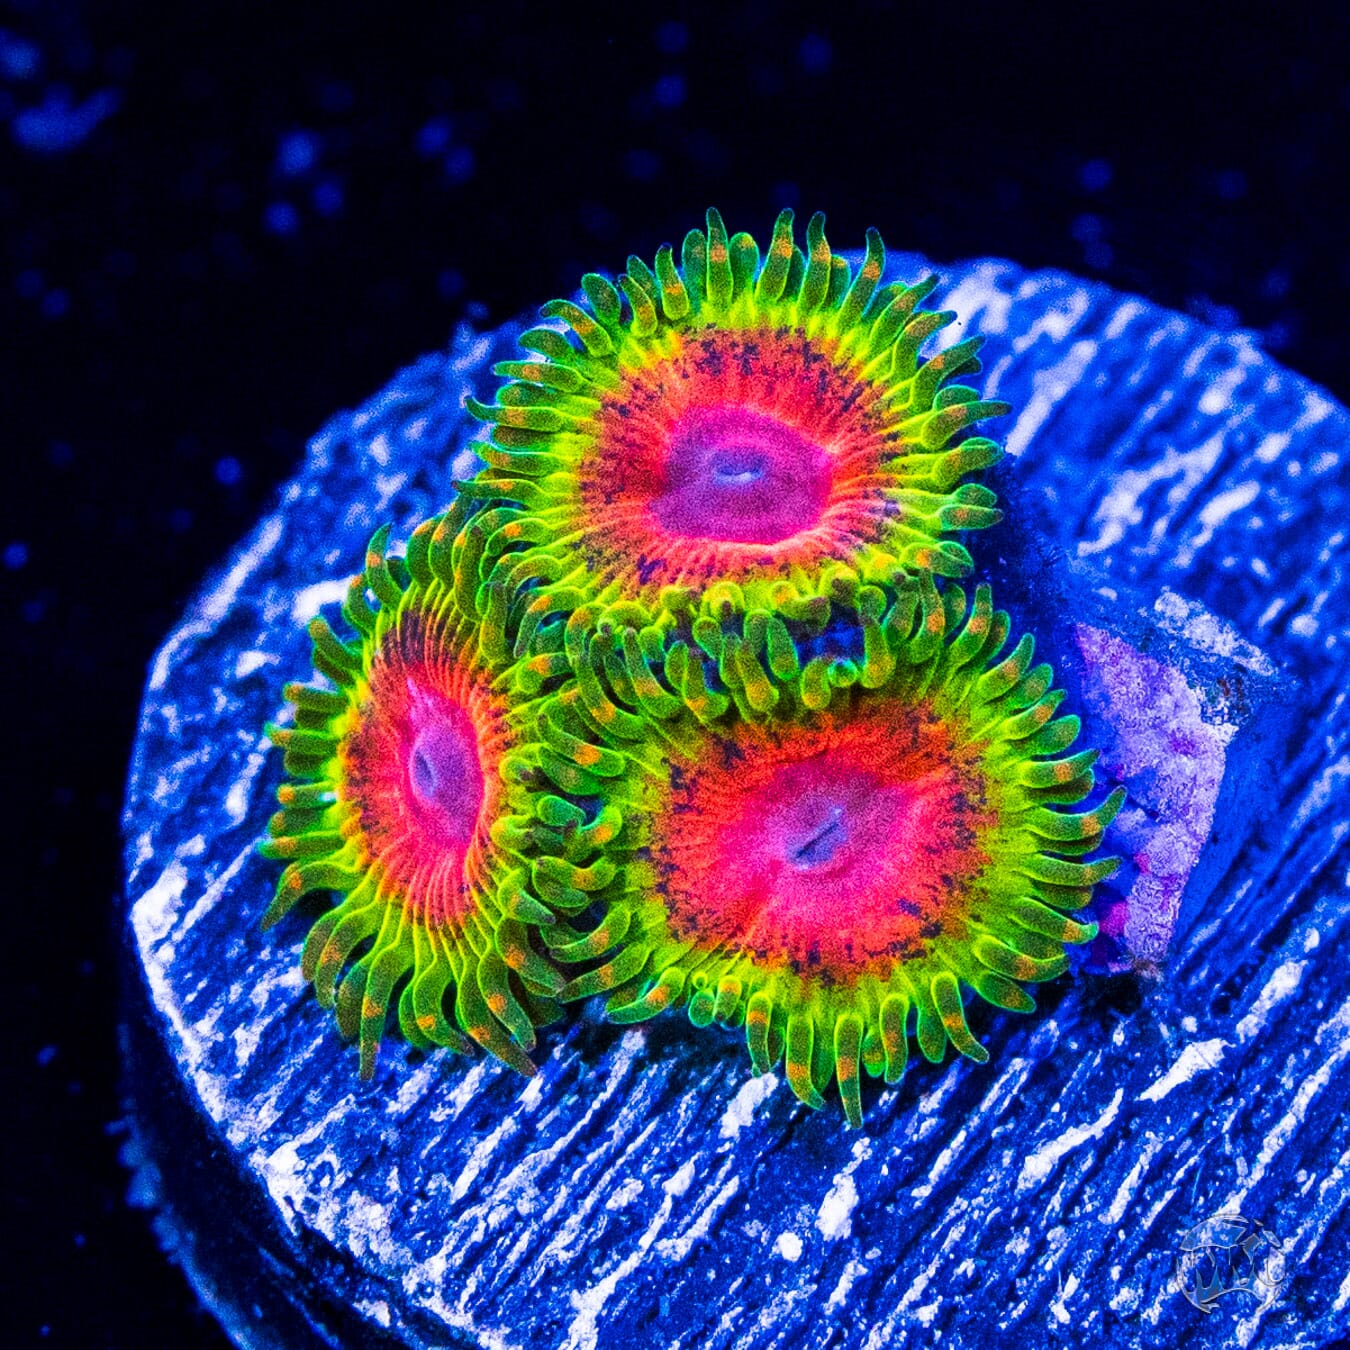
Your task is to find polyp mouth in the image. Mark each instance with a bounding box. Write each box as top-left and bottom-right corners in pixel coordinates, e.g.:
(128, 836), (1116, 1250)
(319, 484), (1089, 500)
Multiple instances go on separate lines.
(649, 404), (833, 545)
(405, 703), (483, 851)
(654, 712), (992, 979)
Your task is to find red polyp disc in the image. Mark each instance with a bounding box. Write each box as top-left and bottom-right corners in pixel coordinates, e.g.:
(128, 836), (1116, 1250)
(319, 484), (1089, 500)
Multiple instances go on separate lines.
(403, 688), (485, 851)
(651, 705), (995, 982)
(576, 327), (896, 588)
(651, 405), (834, 545)
(340, 613), (502, 928)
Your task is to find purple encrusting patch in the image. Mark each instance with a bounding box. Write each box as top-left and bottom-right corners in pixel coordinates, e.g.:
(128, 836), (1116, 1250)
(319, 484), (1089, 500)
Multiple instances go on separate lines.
(1072, 624), (1231, 971)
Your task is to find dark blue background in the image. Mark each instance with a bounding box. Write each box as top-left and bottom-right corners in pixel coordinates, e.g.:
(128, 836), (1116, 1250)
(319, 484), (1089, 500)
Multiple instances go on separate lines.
(4, 3), (1348, 1345)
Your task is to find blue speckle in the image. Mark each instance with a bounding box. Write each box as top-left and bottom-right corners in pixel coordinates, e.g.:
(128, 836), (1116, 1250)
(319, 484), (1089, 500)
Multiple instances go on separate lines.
(1262, 267), (1291, 300)
(0, 30), (40, 80)
(1080, 157), (1113, 192)
(444, 146), (475, 185)
(799, 33), (832, 74)
(624, 149), (660, 182)
(1263, 319), (1296, 352)
(276, 129), (320, 177)
(437, 269), (464, 301)
(653, 74), (685, 109)
(36, 1044), (58, 1067)
(3, 541), (28, 569)
(654, 20), (689, 55)
(169, 508), (193, 533)
(312, 180), (344, 216)
(264, 201), (300, 236)
(41, 287), (68, 319)
(1190, 294), (1241, 330)
(215, 456), (243, 487)
(417, 117), (453, 157)
(12, 86), (119, 153)
(772, 181), (801, 208)
(1085, 241), (1114, 270)
(1072, 213), (1104, 244)
(15, 267), (42, 298)
(1215, 168), (1247, 201)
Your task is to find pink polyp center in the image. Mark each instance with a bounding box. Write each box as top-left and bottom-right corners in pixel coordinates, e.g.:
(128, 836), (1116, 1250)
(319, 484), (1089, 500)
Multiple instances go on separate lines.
(714, 754), (959, 964)
(755, 761), (899, 879)
(654, 711), (994, 978)
(404, 697), (484, 849)
(342, 614), (502, 925)
(649, 406), (833, 544)
(574, 328), (894, 591)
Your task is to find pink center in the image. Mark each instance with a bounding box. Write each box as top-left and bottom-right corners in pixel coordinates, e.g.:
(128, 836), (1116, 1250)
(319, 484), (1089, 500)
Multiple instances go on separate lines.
(749, 758), (912, 880)
(649, 405), (833, 544)
(572, 328), (894, 591)
(342, 615), (500, 925)
(653, 711), (993, 979)
(403, 687), (484, 850)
